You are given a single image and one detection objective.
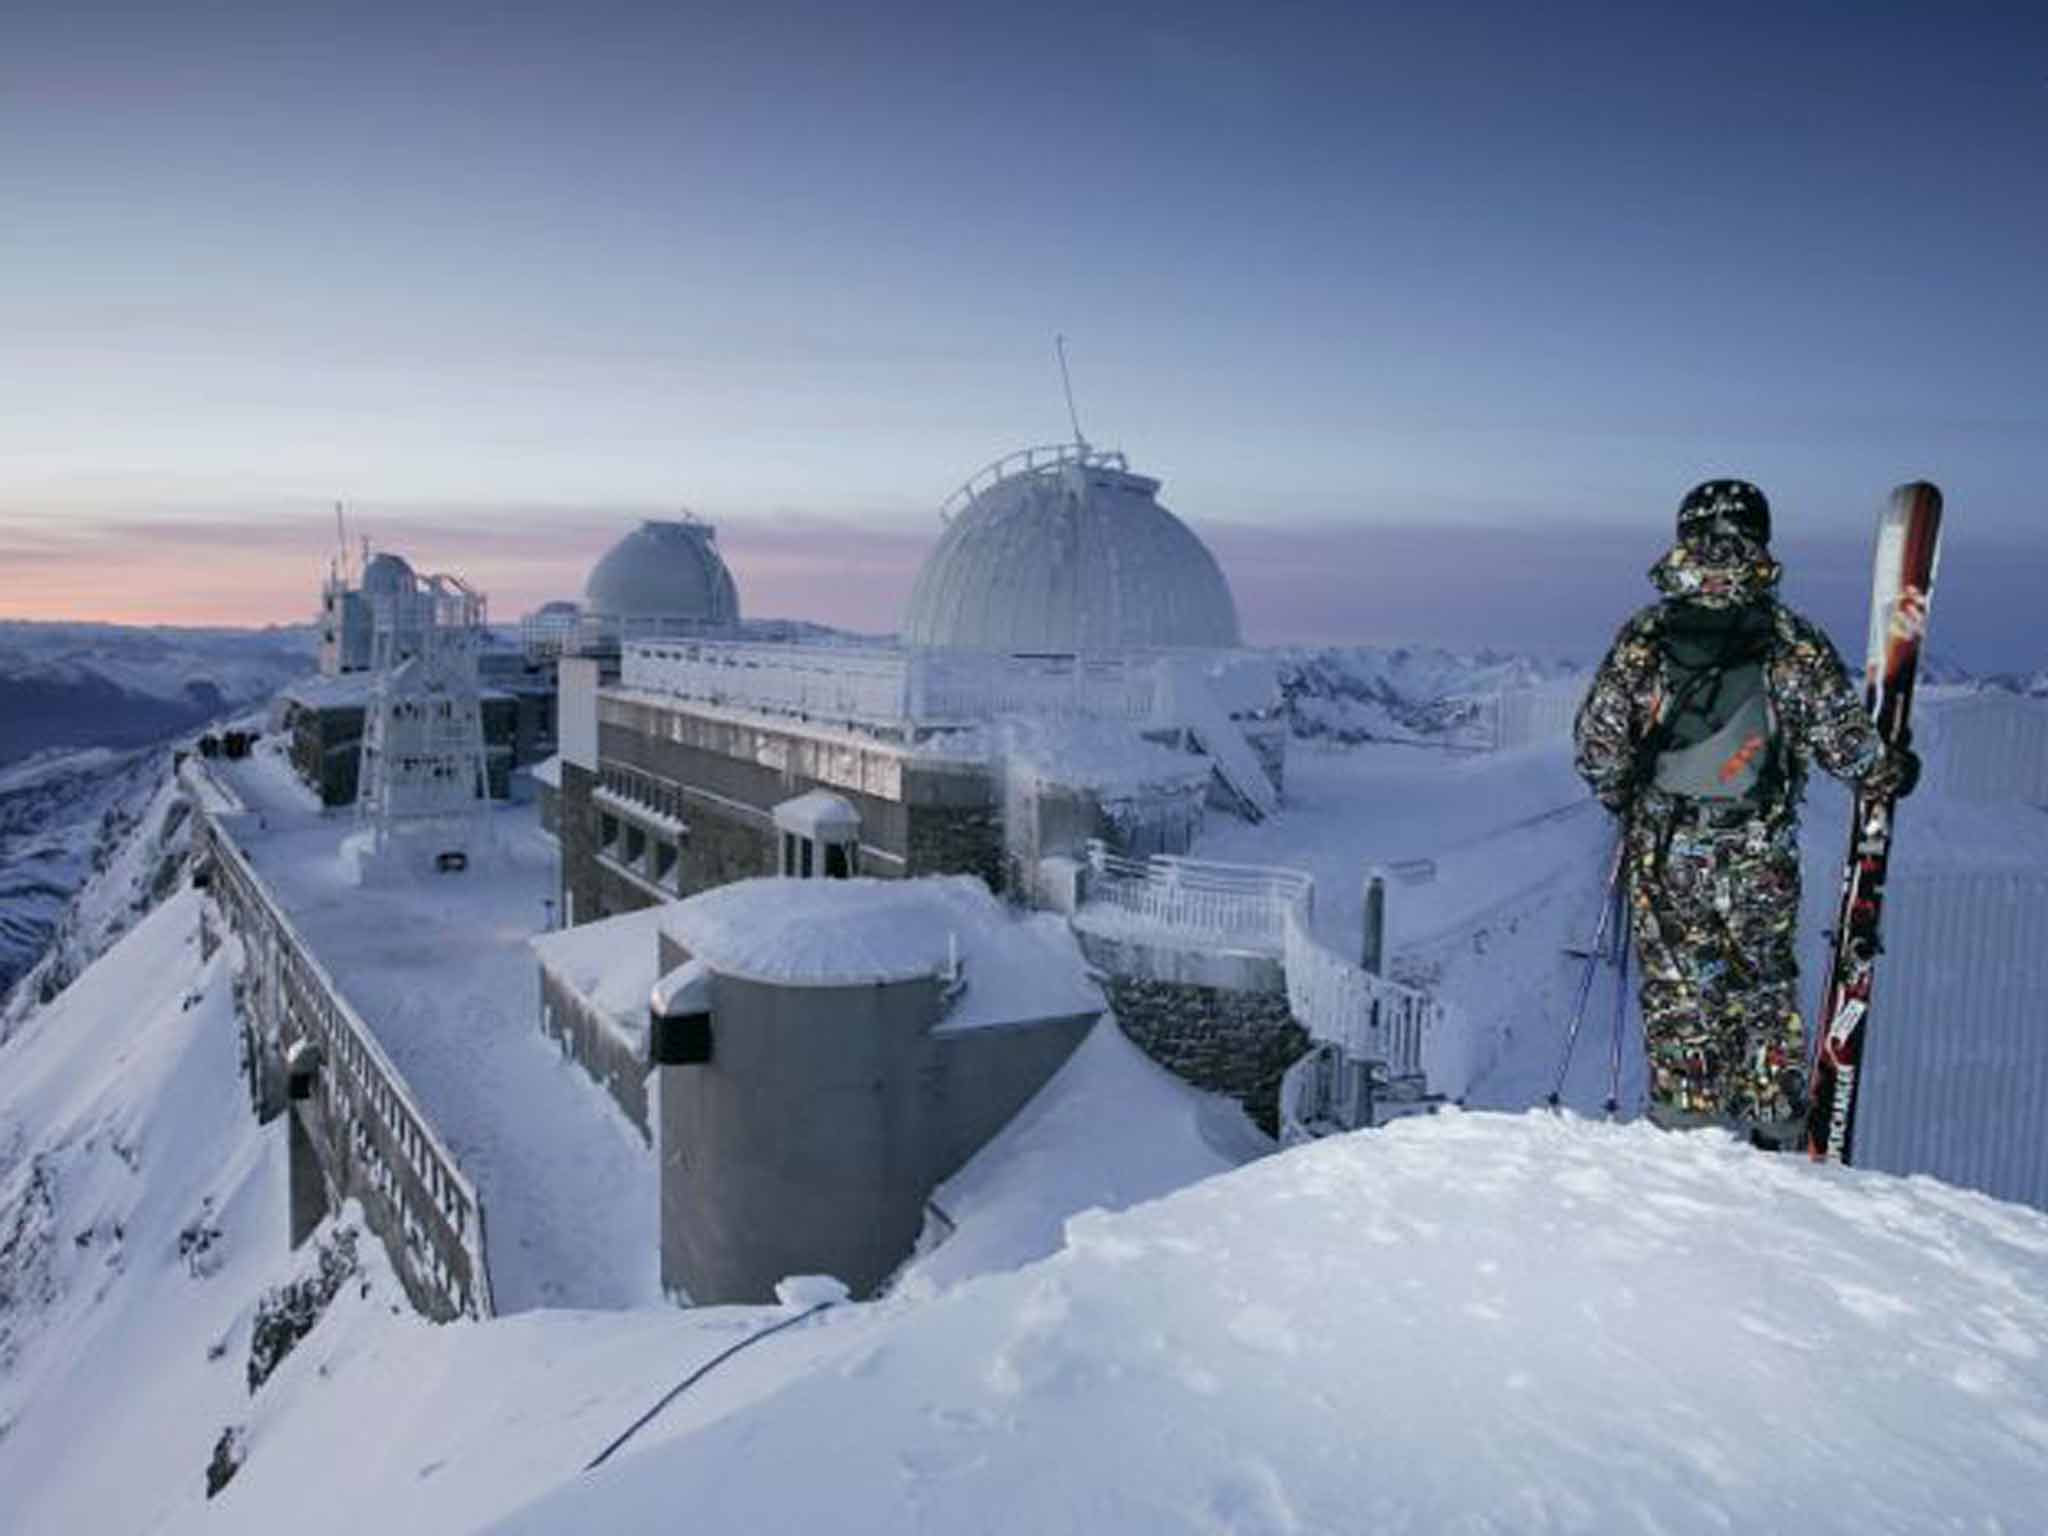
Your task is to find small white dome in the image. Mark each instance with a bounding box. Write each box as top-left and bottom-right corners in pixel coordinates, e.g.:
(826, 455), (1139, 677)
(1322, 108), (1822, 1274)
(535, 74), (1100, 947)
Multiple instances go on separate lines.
(904, 451), (1240, 652)
(362, 552), (416, 596)
(584, 520), (740, 626)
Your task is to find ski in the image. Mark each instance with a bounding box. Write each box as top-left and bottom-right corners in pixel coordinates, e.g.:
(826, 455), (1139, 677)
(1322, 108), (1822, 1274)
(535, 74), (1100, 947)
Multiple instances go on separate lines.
(1805, 481), (1944, 1164)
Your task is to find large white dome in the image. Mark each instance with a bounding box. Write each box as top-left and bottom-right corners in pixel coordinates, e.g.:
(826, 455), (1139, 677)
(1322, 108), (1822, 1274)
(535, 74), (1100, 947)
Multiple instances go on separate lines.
(904, 450), (1241, 652)
(584, 519), (740, 626)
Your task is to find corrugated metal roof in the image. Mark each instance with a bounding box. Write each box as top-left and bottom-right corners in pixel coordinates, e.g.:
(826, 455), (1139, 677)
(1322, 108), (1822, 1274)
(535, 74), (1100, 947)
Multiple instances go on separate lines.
(1858, 869), (2048, 1210)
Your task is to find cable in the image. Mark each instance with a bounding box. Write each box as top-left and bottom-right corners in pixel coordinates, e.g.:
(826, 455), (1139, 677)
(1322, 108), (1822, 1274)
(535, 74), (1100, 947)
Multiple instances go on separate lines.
(584, 1301), (836, 1472)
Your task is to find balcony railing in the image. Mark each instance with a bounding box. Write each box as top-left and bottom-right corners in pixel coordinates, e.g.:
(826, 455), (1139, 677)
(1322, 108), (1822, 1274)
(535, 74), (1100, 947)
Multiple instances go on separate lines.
(620, 641), (1165, 737)
(939, 443), (1132, 523)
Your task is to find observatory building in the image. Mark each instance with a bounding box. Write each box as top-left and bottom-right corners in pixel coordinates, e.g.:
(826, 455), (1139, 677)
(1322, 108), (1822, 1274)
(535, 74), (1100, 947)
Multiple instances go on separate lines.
(553, 443), (1282, 929)
(283, 546), (550, 806)
(528, 516), (741, 666)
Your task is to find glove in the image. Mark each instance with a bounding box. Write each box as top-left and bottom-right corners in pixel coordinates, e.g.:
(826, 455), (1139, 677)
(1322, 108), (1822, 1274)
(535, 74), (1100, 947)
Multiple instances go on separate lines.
(1863, 738), (1921, 801)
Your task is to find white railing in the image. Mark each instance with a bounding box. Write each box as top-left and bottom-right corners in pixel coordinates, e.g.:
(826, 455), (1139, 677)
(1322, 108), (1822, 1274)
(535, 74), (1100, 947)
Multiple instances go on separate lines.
(1075, 838), (1469, 1104)
(622, 641), (1164, 735)
(1081, 841), (1311, 952)
(1280, 903), (1455, 1083)
(1278, 1040), (1351, 1146)
(939, 443), (1130, 522)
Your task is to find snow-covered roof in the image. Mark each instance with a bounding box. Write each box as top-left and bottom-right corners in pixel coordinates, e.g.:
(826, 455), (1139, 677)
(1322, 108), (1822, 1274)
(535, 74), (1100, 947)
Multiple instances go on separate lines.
(903, 453), (1241, 652)
(995, 716), (1212, 797)
(525, 753), (562, 790)
(279, 672), (378, 710)
(772, 789), (861, 838)
(584, 519), (741, 626)
(529, 905), (672, 1046)
(662, 875), (1104, 1028)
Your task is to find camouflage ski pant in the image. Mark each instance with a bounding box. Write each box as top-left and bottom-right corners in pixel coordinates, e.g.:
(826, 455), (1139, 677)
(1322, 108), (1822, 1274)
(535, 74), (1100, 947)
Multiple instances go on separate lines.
(1623, 798), (1806, 1125)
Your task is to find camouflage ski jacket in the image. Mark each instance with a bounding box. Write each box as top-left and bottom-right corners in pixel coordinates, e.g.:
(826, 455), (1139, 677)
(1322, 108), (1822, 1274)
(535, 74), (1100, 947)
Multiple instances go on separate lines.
(1574, 535), (1883, 817)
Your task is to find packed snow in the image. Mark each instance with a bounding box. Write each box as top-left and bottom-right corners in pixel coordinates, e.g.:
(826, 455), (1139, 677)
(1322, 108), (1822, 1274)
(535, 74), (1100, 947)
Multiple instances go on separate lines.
(529, 903), (673, 1050)
(203, 740), (658, 1313)
(488, 1111), (2048, 1535)
(663, 875), (1105, 1031)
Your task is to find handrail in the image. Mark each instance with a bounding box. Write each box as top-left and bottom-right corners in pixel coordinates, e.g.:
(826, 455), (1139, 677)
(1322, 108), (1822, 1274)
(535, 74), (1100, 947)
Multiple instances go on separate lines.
(1281, 902), (1460, 1089)
(938, 442), (1130, 522)
(185, 761), (494, 1319)
(1073, 835), (1465, 1097)
(1079, 839), (1311, 952)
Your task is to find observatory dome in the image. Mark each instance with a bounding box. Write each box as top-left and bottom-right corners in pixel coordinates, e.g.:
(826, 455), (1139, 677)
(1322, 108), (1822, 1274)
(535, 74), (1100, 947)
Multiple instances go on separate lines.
(904, 450), (1240, 652)
(361, 552), (416, 596)
(584, 519), (740, 627)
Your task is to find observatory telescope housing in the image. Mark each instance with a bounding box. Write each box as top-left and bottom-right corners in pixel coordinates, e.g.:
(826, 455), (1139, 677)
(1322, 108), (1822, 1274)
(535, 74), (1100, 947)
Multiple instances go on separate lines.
(577, 517), (741, 657)
(904, 444), (1241, 654)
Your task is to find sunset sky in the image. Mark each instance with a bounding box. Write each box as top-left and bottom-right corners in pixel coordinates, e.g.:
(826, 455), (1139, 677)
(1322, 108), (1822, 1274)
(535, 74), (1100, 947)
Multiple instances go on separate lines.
(3, 1), (2043, 666)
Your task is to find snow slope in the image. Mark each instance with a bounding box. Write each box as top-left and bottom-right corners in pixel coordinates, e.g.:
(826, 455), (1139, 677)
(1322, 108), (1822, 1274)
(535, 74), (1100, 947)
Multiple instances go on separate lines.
(157, 1013), (1264, 1532)
(492, 1112), (2048, 1534)
(0, 888), (294, 1534)
(0, 759), (196, 1039)
(0, 746), (170, 1012)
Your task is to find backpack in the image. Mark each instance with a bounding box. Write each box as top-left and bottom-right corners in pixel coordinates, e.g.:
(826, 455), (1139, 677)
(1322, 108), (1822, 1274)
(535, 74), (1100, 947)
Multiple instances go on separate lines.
(1640, 601), (1783, 801)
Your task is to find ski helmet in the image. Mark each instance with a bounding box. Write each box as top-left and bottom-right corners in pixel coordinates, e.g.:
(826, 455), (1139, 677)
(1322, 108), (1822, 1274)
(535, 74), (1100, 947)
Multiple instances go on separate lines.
(1677, 479), (1771, 545)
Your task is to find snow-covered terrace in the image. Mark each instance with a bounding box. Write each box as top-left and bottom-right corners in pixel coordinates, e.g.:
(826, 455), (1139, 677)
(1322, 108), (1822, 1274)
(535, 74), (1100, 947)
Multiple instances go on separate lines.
(203, 742), (658, 1313)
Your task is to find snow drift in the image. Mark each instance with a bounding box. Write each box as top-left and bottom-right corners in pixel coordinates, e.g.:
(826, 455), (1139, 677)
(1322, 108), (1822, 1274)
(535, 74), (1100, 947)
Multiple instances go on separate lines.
(496, 1112), (2048, 1534)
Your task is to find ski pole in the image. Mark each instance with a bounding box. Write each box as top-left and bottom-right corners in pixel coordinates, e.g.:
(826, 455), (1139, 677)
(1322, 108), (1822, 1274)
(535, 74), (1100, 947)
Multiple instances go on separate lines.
(1548, 833), (1628, 1109)
(1605, 866), (1631, 1118)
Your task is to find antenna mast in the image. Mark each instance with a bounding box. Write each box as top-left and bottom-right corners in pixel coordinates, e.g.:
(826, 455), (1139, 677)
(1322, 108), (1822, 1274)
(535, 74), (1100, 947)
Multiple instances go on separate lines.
(334, 501), (348, 581)
(1055, 333), (1088, 452)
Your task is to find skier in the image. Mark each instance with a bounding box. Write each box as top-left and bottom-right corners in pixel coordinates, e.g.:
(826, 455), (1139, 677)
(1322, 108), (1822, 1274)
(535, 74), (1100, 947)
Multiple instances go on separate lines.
(1573, 479), (1919, 1146)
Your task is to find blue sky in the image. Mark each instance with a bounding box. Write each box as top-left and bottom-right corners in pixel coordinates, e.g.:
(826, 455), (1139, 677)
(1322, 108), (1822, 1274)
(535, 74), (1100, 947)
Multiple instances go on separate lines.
(1, 1), (2042, 665)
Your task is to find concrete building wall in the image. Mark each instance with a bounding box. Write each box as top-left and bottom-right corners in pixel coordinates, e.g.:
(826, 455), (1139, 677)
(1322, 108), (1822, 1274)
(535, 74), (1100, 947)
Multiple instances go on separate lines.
(559, 760), (601, 926)
(287, 705), (365, 807)
(562, 692), (1004, 919)
(670, 793), (775, 898)
(657, 963), (1095, 1304)
(538, 967), (650, 1142)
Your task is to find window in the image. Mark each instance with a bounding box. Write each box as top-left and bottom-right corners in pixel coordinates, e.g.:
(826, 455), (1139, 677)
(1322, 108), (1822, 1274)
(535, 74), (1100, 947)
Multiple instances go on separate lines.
(599, 813), (620, 851)
(655, 841), (679, 890)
